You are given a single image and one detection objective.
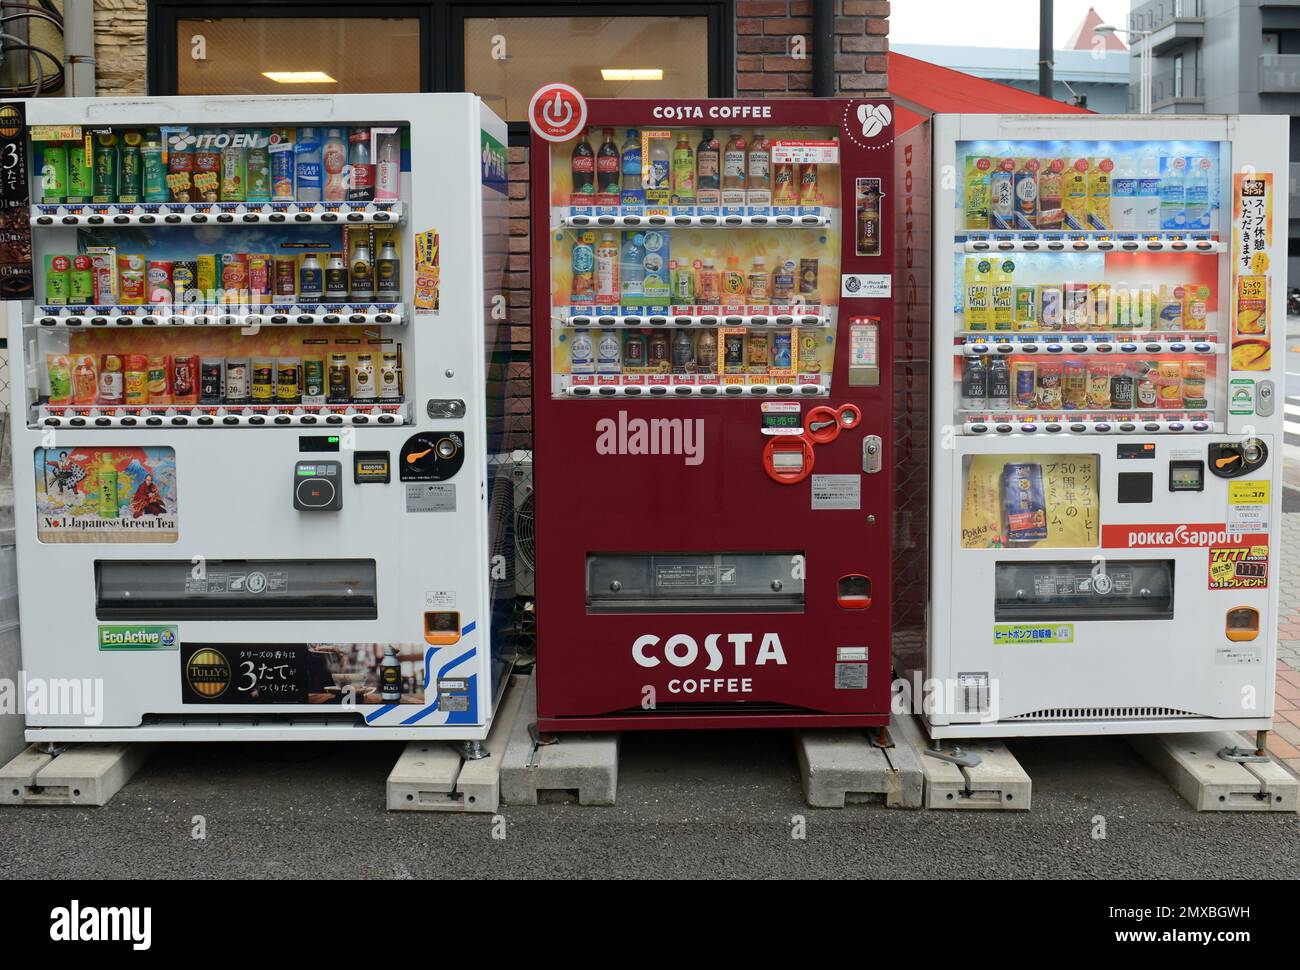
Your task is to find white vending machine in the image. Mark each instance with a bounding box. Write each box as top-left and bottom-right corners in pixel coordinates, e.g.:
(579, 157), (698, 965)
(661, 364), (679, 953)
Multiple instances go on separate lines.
(906, 113), (1286, 739)
(5, 93), (513, 741)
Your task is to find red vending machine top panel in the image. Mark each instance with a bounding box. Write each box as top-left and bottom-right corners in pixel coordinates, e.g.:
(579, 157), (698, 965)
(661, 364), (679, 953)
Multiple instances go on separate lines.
(531, 98), (895, 730)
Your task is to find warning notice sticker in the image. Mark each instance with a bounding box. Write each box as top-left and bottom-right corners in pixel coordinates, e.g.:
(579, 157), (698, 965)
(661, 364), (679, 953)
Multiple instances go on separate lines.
(1208, 543), (1269, 590)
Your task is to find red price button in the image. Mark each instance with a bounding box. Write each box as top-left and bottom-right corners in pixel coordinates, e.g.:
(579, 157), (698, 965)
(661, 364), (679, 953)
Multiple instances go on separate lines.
(528, 83), (588, 142)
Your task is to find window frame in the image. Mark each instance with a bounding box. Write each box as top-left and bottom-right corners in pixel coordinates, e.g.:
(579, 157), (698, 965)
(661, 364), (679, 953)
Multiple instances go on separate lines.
(147, 0), (734, 144)
(448, 1), (733, 144)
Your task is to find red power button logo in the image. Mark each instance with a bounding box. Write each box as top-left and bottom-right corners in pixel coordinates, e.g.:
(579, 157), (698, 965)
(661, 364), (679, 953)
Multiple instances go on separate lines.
(528, 83), (588, 142)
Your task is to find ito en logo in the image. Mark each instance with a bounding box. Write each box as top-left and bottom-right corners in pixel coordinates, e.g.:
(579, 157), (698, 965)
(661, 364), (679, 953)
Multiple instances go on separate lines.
(857, 103), (892, 139)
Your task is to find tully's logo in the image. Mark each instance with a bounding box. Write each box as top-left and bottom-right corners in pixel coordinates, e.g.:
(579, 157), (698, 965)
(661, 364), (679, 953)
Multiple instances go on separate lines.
(185, 647), (231, 698)
(595, 410), (705, 466)
(0, 103), (22, 139)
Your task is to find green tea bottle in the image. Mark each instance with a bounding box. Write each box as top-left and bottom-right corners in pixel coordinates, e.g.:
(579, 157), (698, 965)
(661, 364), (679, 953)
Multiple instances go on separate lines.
(96, 453), (119, 519)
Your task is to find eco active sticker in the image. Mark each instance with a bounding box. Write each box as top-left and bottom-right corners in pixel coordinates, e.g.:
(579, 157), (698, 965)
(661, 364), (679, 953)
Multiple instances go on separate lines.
(994, 624), (1074, 645)
(1208, 543), (1269, 590)
(99, 624), (178, 651)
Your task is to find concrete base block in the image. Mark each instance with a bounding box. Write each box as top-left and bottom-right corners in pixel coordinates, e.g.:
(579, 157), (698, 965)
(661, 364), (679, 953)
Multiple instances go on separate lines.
(385, 674), (529, 813)
(1131, 732), (1299, 813)
(919, 735), (1031, 810)
(500, 677), (618, 806)
(0, 742), (155, 807)
(794, 715), (924, 809)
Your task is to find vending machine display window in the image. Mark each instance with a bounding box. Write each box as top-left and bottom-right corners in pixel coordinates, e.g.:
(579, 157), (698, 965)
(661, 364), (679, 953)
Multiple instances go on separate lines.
(960, 453), (1100, 549)
(547, 126), (846, 399)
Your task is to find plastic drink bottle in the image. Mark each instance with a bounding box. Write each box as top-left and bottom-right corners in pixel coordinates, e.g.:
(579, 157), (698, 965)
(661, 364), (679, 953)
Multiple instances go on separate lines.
(1112, 155), (1137, 231)
(322, 128), (347, 202)
(375, 131), (400, 201)
(295, 127), (323, 202)
(620, 129), (642, 201)
(619, 234), (646, 303)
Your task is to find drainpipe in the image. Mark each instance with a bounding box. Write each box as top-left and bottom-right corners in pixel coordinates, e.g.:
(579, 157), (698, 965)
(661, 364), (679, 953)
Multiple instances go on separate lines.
(63, 1), (96, 97)
(813, 0), (834, 97)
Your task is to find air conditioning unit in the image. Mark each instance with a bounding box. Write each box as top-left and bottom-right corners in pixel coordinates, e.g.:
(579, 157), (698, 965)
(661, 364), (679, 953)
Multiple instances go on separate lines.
(511, 451), (535, 598)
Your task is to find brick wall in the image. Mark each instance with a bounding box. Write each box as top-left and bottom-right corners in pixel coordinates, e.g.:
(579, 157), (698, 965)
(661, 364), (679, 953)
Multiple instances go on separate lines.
(95, 0), (148, 96)
(737, 0), (889, 97)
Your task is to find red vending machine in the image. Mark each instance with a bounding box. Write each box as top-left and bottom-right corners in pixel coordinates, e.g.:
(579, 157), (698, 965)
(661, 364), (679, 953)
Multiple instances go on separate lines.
(531, 97), (895, 730)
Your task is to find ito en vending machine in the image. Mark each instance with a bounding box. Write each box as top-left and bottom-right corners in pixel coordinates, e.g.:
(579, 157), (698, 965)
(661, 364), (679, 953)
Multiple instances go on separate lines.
(901, 113), (1287, 739)
(4, 94), (515, 742)
(531, 97), (896, 730)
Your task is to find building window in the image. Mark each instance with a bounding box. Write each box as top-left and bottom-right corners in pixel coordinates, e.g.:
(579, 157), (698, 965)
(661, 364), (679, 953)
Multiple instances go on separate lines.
(1173, 54), (1183, 97)
(150, 3), (731, 141)
(460, 15), (712, 125)
(175, 17), (423, 95)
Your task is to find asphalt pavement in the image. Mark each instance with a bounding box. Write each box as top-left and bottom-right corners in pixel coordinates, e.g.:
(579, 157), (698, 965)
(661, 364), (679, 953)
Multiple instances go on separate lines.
(1, 731), (1297, 879)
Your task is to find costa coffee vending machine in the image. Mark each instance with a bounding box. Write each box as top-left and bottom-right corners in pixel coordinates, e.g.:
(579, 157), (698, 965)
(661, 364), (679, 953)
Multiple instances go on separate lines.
(905, 113), (1286, 738)
(531, 97), (896, 730)
(6, 93), (515, 741)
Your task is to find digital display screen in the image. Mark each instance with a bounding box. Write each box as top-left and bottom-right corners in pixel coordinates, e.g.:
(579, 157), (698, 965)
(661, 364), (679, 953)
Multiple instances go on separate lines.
(1169, 460), (1204, 492)
(762, 414), (801, 428)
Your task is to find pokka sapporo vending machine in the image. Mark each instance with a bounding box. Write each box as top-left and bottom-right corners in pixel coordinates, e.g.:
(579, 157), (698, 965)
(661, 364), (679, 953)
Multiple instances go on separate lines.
(5, 94), (515, 742)
(531, 97), (896, 730)
(916, 113), (1286, 739)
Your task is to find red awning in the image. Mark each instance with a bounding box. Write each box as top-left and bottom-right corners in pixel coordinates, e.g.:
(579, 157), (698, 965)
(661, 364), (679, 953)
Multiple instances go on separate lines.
(889, 51), (1093, 132)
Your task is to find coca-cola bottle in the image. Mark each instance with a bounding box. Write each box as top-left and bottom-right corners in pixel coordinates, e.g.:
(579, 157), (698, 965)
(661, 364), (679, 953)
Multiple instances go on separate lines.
(596, 128), (620, 197)
(571, 129), (595, 199)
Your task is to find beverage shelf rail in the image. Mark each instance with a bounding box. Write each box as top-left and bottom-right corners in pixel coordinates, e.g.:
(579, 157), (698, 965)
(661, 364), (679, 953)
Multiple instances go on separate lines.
(563, 382), (829, 398)
(557, 306), (834, 329)
(32, 304), (404, 328)
(955, 334), (1221, 356)
(30, 201), (404, 228)
(556, 206), (833, 230)
(960, 413), (1218, 435)
(36, 403), (409, 428)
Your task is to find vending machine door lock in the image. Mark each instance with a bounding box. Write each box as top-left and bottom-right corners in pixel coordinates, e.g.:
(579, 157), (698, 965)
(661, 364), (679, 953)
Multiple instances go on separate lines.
(862, 435), (882, 474)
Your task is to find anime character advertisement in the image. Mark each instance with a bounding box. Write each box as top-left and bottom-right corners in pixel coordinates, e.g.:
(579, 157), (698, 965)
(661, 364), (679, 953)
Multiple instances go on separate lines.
(35, 446), (178, 543)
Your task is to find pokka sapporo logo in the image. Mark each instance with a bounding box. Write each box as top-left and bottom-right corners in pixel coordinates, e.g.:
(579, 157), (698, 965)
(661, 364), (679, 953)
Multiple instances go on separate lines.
(185, 647), (231, 699)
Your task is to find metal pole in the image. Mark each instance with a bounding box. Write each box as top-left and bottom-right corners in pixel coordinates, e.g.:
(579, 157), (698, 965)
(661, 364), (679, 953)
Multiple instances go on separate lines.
(63, 0), (97, 97)
(813, 0), (834, 97)
(1038, 0), (1053, 99)
(1143, 34), (1152, 113)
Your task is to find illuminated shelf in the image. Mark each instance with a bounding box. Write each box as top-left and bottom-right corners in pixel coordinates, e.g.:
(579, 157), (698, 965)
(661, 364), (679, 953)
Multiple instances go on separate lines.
(955, 334), (1220, 356)
(30, 200), (404, 228)
(563, 381), (828, 398)
(557, 306), (833, 328)
(959, 413), (1219, 436)
(37, 402), (408, 428)
(556, 206), (833, 229)
(33, 304), (404, 328)
(957, 233), (1222, 254)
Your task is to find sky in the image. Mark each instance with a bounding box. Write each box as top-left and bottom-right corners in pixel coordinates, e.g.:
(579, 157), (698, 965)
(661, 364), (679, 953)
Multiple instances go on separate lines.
(890, 0), (1131, 49)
